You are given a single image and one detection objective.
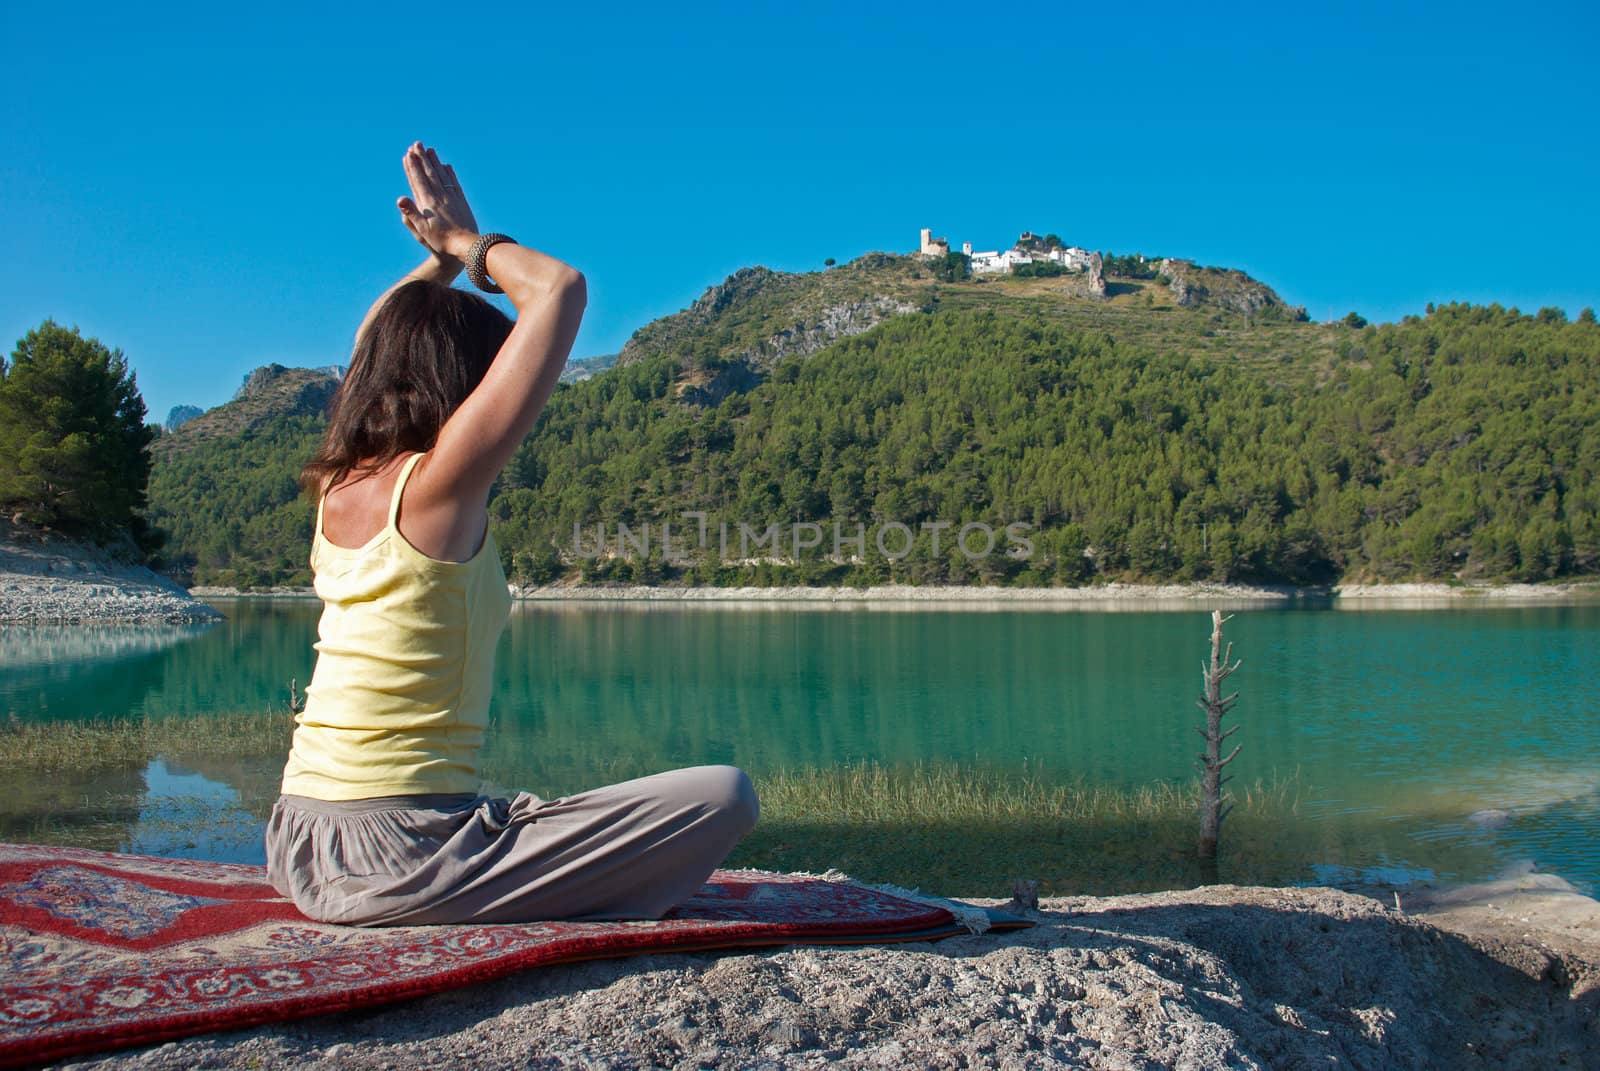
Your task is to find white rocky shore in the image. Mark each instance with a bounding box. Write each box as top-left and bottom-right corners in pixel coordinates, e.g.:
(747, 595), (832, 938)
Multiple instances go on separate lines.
(513, 581), (1313, 604)
(0, 527), (220, 624)
(181, 579), (1600, 608)
(511, 580), (1600, 605)
(51, 869), (1600, 1070)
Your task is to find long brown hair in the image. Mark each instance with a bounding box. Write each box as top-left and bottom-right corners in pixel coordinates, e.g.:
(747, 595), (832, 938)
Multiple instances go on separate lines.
(301, 280), (513, 495)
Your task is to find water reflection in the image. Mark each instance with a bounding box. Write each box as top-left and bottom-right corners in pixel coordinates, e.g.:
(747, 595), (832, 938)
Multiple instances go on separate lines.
(0, 757), (148, 853)
(0, 757), (272, 865)
(1, 599), (1597, 893)
(514, 595), (1313, 615)
(1333, 592), (1600, 611)
(0, 601), (314, 722)
(0, 621), (218, 669)
(126, 759), (268, 864)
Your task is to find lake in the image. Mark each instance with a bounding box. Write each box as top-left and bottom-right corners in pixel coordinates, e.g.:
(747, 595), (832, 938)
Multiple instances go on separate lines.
(4, 598), (1598, 893)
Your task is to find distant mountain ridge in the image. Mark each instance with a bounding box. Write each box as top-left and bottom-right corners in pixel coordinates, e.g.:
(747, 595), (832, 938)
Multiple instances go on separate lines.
(232, 363), (345, 401)
(559, 353), (618, 384)
(158, 240), (1299, 421)
(613, 244), (1302, 405)
(138, 243), (1343, 586)
(144, 238), (1600, 591)
(154, 364), (341, 459)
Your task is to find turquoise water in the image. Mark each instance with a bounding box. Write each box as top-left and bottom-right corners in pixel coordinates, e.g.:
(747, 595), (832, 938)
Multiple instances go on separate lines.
(4, 599), (1598, 889)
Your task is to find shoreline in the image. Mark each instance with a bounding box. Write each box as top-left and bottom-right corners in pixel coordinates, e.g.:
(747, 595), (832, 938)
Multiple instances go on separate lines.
(0, 528), (220, 625)
(185, 579), (1600, 607)
(7, 527), (1598, 620)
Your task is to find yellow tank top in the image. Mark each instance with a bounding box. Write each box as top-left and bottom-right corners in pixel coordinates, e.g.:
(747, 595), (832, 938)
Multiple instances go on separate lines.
(280, 452), (513, 800)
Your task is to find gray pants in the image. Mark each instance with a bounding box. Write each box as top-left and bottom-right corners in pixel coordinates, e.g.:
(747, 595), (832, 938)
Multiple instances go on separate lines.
(265, 766), (759, 926)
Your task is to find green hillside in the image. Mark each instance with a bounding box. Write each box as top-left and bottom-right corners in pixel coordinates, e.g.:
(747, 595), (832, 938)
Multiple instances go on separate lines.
(148, 365), (337, 587)
(144, 253), (1600, 589)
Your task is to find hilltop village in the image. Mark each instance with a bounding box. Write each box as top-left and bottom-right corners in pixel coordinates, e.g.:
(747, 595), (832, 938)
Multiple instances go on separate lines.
(918, 228), (1105, 275)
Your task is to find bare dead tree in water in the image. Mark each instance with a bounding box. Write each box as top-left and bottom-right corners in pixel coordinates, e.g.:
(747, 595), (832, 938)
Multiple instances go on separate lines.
(1196, 611), (1242, 860)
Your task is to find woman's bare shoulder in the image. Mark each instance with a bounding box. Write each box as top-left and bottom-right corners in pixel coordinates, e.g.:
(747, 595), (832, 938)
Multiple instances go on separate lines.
(319, 457), (409, 550)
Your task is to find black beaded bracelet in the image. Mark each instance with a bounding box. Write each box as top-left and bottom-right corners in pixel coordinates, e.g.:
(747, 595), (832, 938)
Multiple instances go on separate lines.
(465, 233), (516, 294)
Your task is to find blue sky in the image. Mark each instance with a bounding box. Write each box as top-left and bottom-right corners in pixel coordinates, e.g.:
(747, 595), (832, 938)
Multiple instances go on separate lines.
(4, 1), (1596, 423)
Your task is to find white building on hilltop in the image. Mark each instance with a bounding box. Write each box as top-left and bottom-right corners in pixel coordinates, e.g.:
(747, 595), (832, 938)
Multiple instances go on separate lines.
(921, 228), (1091, 275)
(968, 248), (1001, 271)
(1048, 246), (1095, 271)
(972, 248), (1034, 273)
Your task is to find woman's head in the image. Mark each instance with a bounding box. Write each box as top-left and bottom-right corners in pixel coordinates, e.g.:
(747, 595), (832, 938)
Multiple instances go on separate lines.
(301, 279), (513, 493)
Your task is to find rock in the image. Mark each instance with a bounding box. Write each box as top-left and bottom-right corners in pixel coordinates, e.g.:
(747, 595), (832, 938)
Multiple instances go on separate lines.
(69, 883), (1600, 1069)
(660, 1013), (701, 1050)
(756, 297), (917, 367)
(1081, 251), (1106, 298)
(164, 404), (204, 431)
(615, 261), (920, 383)
(1160, 258), (1292, 318)
(1008, 878), (1040, 912)
(761, 1020), (816, 1050)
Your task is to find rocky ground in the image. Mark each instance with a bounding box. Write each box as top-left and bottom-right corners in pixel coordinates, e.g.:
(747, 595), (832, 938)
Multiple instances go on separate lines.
(49, 871), (1600, 1070)
(0, 526), (219, 624)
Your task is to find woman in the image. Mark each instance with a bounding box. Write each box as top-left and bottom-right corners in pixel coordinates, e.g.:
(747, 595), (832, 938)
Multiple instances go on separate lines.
(266, 142), (758, 926)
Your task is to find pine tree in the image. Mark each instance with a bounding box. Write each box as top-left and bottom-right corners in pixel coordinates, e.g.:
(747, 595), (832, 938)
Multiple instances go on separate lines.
(0, 321), (155, 540)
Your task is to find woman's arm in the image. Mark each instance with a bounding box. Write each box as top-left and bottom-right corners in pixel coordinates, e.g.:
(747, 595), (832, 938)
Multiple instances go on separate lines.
(426, 239), (586, 501)
(394, 143), (587, 503)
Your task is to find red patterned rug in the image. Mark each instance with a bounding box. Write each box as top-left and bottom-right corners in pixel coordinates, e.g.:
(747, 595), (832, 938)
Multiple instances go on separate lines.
(0, 843), (1024, 1067)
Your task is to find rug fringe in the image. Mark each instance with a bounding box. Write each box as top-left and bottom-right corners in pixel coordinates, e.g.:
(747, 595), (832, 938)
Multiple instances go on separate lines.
(715, 868), (990, 934)
(862, 882), (992, 936)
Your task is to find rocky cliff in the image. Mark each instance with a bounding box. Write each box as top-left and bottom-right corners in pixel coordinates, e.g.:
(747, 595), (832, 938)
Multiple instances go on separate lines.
(614, 255), (924, 406)
(559, 353), (619, 384)
(617, 256), (924, 374)
(756, 295), (919, 365)
(1159, 258), (1306, 320)
(163, 404), (203, 432)
(155, 364), (341, 458)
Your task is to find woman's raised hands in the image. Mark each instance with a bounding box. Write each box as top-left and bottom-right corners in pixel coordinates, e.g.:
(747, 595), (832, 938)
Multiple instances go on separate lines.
(396, 142), (481, 262)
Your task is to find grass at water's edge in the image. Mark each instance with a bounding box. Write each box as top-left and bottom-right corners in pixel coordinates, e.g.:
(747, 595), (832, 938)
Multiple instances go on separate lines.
(0, 712), (296, 858)
(0, 714), (1503, 896)
(1, 710), (296, 768)
(726, 762), (1321, 896)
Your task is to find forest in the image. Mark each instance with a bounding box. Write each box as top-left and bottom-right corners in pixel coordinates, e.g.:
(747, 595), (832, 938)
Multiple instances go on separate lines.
(145, 301), (1600, 590)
